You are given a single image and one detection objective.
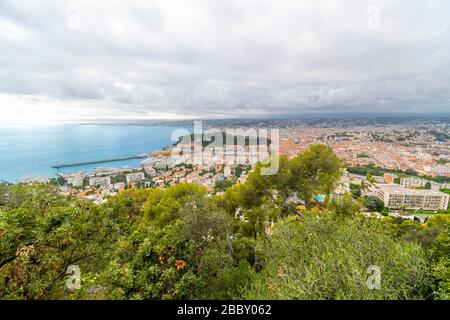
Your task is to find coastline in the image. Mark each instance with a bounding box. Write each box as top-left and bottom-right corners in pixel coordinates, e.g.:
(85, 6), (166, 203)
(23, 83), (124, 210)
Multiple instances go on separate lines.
(0, 124), (183, 183)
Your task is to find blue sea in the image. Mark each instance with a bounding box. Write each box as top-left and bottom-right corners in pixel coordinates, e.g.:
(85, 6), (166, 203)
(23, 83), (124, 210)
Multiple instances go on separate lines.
(0, 124), (186, 182)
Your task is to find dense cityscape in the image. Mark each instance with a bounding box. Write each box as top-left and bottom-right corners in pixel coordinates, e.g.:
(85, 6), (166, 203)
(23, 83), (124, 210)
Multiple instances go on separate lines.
(15, 117), (449, 222)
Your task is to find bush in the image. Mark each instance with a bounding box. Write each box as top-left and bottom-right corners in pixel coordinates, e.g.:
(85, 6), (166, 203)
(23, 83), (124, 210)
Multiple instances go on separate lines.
(364, 196), (385, 213)
(243, 215), (430, 300)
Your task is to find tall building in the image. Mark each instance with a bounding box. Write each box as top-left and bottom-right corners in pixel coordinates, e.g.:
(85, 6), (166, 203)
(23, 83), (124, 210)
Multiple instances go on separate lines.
(376, 185), (449, 211)
(126, 172), (145, 184)
(66, 173), (84, 187)
(89, 176), (111, 188)
(400, 177), (450, 191)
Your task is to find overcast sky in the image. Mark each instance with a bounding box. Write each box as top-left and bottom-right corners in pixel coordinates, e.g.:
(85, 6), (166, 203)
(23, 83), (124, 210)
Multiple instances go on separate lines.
(0, 0), (449, 122)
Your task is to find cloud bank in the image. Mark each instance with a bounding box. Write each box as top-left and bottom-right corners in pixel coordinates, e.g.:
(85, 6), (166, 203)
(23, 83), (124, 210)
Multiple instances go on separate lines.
(0, 0), (449, 121)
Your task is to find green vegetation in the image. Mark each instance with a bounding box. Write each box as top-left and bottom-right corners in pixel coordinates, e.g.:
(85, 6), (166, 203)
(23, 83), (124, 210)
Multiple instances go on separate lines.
(356, 152), (370, 158)
(364, 196), (385, 213)
(428, 130), (450, 143)
(349, 183), (362, 199)
(49, 176), (66, 186)
(233, 164), (252, 178)
(244, 215), (428, 299)
(214, 179), (234, 193)
(111, 174), (127, 184)
(0, 145), (449, 300)
(403, 209), (450, 215)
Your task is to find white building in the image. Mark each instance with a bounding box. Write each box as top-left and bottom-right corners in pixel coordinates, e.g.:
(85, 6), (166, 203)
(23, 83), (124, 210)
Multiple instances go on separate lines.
(400, 177), (428, 189)
(400, 177), (450, 191)
(376, 185), (449, 211)
(424, 164), (450, 176)
(126, 172), (145, 183)
(143, 165), (157, 177)
(66, 173), (84, 187)
(19, 177), (50, 184)
(89, 176), (111, 188)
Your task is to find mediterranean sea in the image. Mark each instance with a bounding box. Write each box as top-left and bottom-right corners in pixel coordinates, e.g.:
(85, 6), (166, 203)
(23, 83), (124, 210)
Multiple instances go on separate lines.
(0, 124), (185, 182)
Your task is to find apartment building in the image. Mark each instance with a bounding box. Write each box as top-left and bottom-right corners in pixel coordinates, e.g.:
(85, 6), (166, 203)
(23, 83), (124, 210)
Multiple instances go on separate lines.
(66, 173), (84, 187)
(376, 185), (449, 210)
(400, 177), (450, 191)
(89, 176), (111, 188)
(126, 172), (145, 184)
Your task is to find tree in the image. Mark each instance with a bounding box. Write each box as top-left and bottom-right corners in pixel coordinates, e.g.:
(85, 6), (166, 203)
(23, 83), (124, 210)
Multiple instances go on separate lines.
(427, 216), (450, 299)
(0, 181), (10, 208)
(350, 184), (362, 199)
(218, 146), (343, 265)
(290, 145), (343, 208)
(181, 195), (250, 298)
(214, 178), (233, 192)
(50, 176), (66, 186)
(364, 196), (385, 213)
(387, 215), (450, 299)
(0, 188), (119, 299)
(106, 188), (152, 225)
(222, 145), (342, 215)
(425, 182), (432, 190)
(143, 183), (207, 225)
(94, 194), (246, 300)
(329, 193), (363, 218)
(243, 215), (430, 300)
(95, 220), (200, 300)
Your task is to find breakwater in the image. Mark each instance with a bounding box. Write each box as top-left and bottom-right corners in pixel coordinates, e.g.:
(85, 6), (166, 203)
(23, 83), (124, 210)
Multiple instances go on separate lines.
(52, 153), (148, 169)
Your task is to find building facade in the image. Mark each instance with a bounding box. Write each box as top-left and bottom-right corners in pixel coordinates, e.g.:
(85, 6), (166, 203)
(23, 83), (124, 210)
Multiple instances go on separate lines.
(376, 185), (449, 211)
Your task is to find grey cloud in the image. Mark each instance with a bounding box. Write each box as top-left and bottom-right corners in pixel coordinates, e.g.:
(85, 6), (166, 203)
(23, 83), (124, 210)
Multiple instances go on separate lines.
(0, 0), (449, 120)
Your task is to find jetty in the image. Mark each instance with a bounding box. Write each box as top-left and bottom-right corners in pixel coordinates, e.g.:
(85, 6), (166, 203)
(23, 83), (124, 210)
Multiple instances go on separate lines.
(52, 153), (149, 169)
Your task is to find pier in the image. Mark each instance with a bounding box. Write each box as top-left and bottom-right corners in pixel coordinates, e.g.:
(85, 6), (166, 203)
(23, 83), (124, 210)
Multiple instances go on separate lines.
(52, 153), (149, 169)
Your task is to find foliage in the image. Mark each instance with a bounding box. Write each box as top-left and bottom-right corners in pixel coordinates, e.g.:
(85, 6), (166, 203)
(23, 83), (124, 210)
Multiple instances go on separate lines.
(233, 164), (252, 178)
(0, 190), (117, 299)
(243, 215), (430, 300)
(349, 183), (362, 199)
(357, 152), (370, 158)
(329, 193), (363, 218)
(143, 183), (206, 226)
(214, 179), (234, 193)
(364, 196), (385, 213)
